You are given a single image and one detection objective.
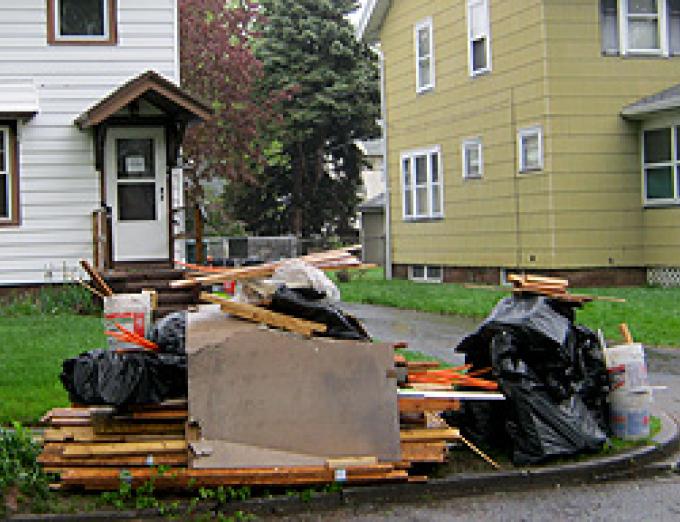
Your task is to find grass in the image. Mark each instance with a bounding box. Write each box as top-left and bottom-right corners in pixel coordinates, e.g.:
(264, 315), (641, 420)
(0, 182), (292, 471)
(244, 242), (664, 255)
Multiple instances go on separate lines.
(337, 268), (680, 347)
(0, 315), (105, 424)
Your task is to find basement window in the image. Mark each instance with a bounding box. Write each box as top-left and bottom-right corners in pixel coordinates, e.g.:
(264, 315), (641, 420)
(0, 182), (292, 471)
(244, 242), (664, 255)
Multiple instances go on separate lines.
(409, 265), (443, 283)
(48, 0), (117, 45)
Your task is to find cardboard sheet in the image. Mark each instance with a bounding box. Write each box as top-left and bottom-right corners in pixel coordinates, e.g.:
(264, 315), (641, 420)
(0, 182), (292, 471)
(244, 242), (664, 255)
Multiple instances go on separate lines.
(187, 306), (400, 468)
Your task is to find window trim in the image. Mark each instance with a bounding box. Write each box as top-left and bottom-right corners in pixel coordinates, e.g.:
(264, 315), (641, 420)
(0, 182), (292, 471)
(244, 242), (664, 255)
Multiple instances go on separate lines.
(641, 125), (680, 205)
(518, 126), (544, 174)
(462, 138), (484, 179)
(617, 0), (669, 56)
(467, 0), (492, 76)
(401, 146), (444, 220)
(47, 0), (118, 46)
(0, 122), (20, 227)
(414, 17), (435, 93)
(408, 265), (444, 283)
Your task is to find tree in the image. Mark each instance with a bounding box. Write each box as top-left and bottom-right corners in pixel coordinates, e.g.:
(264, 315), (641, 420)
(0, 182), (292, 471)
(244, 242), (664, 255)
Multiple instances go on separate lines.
(231, 0), (381, 238)
(179, 0), (288, 260)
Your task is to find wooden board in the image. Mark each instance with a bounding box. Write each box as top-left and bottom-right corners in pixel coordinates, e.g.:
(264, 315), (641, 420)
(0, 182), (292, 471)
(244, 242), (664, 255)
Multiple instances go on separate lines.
(187, 309), (401, 467)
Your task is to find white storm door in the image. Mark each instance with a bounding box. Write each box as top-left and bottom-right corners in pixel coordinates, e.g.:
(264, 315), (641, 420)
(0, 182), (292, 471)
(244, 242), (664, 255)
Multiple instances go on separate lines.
(105, 127), (168, 261)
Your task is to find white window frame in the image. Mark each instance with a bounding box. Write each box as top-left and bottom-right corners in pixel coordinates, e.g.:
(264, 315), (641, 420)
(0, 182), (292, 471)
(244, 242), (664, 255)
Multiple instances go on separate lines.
(401, 146), (444, 220)
(467, 0), (492, 76)
(414, 17), (435, 93)
(518, 126), (544, 173)
(53, 0), (112, 42)
(618, 0), (669, 56)
(0, 126), (10, 220)
(408, 265), (443, 283)
(642, 125), (680, 204)
(462, 138), (483, 179)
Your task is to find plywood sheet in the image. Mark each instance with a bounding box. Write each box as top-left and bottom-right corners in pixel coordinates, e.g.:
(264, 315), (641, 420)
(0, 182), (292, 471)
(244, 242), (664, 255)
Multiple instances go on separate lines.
(187, 306), (400, 467)
(190, 441), (326, 469)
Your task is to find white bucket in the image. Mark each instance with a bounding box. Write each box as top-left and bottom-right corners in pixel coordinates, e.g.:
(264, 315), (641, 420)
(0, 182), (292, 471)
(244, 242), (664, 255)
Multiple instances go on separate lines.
(103, 293), (152, 350)
(605, 343), (648, 391)
(609, 389), (653, 440)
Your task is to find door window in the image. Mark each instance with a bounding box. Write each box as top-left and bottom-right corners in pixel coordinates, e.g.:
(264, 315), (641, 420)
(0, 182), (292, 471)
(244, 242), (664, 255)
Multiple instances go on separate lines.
(116, 139), (156, 221)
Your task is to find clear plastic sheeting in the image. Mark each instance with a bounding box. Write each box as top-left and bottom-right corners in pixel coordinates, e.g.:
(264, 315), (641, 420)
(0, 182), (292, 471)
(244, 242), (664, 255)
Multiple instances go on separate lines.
(272, 259), (341, 302)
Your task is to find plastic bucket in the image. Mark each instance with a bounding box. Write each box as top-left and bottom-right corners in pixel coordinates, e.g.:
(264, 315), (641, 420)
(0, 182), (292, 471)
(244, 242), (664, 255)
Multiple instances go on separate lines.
(609, 389), (652, 440)
(103, 293), (152, 350)
(605, 343), (648, 391)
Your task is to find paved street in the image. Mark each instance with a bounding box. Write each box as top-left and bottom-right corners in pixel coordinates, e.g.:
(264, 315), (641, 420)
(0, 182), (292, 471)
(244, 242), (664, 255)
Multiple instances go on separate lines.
(330, 302), (680, 521)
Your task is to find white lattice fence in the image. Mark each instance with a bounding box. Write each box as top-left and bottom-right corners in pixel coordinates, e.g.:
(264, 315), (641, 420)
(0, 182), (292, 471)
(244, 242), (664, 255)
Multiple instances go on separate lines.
(647, 267), (680, 287)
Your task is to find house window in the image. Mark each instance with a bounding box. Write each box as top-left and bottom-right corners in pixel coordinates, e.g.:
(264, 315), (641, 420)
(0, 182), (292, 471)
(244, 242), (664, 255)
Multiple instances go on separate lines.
(462, 139), (483, 179)
(518, 126), (543, 173)
(600, 0), (680, 55)
(0, 124), (19, 226)
(409, 265), (443, 283)
(47, 0), (117, 45)
(415, 18), (435, 93)
(401, 147), (443, 219)
(642, 126), (680, 202)
(467, 0), (491, 75)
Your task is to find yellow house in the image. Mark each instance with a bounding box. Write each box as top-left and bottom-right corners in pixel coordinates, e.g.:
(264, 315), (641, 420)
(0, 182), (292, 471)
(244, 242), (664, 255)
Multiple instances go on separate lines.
(359, 0), (680, 286)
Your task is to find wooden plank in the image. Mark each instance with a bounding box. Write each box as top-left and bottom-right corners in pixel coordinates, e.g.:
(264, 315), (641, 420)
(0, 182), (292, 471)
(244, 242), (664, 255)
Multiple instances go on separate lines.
(43, 427), (185, 443)
(400, 428), (461, 442)
(92, 422), (185, 435)
(326, 456), (378, 469)
(398, 390), (506, 401)
(398, 397), (461, 413)
(38, 453), (188, 467)
(400, 442), (447, 463)
(61, 440), (188, 457)
(200, 292), (327, 337)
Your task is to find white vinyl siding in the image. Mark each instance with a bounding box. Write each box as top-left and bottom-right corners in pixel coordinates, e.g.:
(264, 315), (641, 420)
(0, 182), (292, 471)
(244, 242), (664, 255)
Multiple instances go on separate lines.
(467, 0), (491, 75)
(462, 138), (483, 179)
(401, 146), (443, 219)
(601, 0), (680, 55)
(414, 18), (434, 93)
(0, 0), (178, 284)
(518, 126), (544, 173)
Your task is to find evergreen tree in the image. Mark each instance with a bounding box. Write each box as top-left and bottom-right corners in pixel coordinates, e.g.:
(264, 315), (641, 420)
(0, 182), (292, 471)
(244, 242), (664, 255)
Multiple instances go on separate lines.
(231, 0), (380, 238)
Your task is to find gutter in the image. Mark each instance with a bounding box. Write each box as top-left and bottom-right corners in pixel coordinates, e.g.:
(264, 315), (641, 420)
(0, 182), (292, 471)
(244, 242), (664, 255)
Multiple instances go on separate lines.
(379, 47), (391, 280)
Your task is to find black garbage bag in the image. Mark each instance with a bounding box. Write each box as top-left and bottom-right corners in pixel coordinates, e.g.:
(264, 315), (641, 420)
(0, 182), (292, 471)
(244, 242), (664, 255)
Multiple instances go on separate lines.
(268, 286), (370, 341)
(60, 349), (187, 406)
(503, 380), (607, 465)
(148, 311), (186, 355)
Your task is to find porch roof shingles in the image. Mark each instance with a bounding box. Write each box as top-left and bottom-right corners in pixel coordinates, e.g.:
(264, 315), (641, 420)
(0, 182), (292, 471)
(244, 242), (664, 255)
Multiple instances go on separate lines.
(74, 70), (213, 129)
(622, 83), (680, 119)
(0, 81), (39, 118)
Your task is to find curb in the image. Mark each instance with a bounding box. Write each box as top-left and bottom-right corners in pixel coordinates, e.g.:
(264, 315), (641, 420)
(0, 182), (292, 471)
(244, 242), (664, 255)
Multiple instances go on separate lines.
(9, 411), (679, 521)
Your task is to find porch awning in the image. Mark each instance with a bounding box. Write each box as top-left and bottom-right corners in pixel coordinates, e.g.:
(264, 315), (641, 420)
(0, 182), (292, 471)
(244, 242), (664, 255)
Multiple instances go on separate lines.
(0, 81), (39, 119)
(622, 83), (680, 120)
(74, 70), (213, 129)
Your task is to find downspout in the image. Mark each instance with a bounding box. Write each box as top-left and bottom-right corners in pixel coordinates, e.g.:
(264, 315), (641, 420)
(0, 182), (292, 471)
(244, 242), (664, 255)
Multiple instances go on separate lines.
(379, 46), (392, 280)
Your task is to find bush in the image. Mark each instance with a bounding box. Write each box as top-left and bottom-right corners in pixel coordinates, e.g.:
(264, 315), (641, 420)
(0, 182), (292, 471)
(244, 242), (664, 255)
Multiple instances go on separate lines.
(0, 423), (51, 515)
(0, 284), (99, 317)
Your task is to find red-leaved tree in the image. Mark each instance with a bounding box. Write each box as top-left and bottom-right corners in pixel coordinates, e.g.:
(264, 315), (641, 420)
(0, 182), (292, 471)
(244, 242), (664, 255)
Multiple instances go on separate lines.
(179, 0), (289, 261)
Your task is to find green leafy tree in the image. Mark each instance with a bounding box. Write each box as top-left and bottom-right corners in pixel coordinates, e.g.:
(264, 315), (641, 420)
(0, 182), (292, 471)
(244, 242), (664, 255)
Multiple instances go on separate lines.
(230, 0), (380, 238)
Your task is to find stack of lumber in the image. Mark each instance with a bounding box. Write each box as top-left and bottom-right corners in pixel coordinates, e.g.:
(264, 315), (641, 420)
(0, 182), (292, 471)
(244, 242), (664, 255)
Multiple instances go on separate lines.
(38, 398), (462, 491)
(507, 274), (625, 304)
(172, 246), (372, 289)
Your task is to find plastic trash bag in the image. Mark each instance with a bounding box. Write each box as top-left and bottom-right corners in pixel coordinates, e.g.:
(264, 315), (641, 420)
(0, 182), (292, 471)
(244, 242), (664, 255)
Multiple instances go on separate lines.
(272, 259), (341, 302)
(268, 286), (370, 341)
(148, 311), (186, 355)
(61, 349), (187, 406)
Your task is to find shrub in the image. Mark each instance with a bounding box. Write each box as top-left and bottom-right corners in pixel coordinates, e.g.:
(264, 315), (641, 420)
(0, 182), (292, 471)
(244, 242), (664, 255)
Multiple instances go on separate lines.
(0, 284), (99, 317)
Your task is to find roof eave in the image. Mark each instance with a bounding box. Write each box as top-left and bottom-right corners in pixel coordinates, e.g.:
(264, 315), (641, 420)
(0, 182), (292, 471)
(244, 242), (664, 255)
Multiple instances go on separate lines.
(357, 0), (391, 42)
(622, 95), (680, 120)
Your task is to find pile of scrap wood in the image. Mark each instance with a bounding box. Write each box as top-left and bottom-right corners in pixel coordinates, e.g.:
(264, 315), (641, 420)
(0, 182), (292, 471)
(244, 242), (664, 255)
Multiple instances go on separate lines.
(173, 245), (372, 289)
(508, 274), (625, 304)
(39, 368), (475, 491)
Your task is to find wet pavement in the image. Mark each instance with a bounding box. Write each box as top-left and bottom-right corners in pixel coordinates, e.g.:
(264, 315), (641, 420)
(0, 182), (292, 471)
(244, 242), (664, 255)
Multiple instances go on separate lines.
(326, 302), (680, 521)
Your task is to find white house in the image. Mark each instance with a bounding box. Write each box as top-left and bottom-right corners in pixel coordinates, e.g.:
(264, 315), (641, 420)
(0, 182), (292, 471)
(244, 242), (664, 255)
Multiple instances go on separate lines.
(0, 0), (211, 286)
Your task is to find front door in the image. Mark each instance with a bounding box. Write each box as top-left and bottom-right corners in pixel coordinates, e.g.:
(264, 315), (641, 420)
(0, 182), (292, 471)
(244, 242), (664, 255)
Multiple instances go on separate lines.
(105, 127), (168, 262)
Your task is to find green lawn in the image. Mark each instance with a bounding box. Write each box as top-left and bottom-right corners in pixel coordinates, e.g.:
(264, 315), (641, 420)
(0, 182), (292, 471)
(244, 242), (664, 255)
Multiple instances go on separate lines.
(0, 315), (105, 424)
(337, 268), (680, 347)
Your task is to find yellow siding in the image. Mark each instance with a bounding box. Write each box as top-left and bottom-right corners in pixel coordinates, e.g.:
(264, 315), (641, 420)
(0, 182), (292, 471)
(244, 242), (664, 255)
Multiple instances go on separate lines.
(382, 0), (549, 269)
(544, 0), (680, 267)
(381, 0), (680, 271)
